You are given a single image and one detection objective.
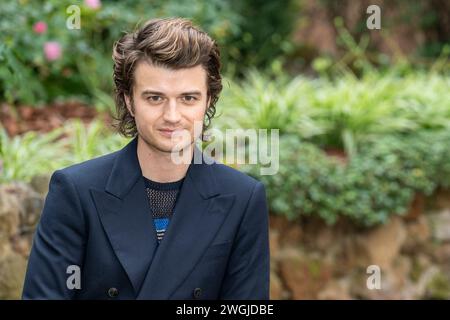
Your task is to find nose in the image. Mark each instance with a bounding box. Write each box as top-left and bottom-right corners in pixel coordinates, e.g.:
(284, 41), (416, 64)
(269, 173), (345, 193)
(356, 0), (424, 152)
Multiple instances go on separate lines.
(162, 99), (181, 124)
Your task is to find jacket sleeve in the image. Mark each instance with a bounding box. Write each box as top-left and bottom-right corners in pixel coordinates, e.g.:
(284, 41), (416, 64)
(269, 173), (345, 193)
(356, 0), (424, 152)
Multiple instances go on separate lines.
(219, 182), (270, 300)
(22, 169), (86, 299)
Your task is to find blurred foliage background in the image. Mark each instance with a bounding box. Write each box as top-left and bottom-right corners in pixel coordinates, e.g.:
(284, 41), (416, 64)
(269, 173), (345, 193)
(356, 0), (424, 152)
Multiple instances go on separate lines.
(0, 0), (449, 227)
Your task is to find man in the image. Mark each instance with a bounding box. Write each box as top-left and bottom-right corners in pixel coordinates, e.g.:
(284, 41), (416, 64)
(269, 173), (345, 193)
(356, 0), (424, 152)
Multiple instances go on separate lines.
(22, 17), (270, 300)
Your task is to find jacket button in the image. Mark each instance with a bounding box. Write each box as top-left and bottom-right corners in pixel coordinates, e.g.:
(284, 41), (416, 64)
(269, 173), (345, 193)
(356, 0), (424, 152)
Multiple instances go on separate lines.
(108, 287), (119, 298)
(193, 287), (202, 299)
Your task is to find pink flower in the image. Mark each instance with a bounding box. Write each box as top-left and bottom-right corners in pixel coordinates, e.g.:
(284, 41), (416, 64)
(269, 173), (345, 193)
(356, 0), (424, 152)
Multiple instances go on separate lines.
(44, 42), (62, 61)
(84, 0), (101, 9)
(33, 21), (47, 34)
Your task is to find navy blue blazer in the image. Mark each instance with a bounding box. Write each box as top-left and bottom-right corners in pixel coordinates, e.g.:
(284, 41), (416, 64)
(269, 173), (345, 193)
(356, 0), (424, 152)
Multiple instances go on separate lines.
(22, 137), (270, 300)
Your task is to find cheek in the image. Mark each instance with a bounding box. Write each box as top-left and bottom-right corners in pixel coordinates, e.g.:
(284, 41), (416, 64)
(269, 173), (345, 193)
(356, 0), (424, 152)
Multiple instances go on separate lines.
(134, 103), (158, 122)
(185, 104), (207, 122)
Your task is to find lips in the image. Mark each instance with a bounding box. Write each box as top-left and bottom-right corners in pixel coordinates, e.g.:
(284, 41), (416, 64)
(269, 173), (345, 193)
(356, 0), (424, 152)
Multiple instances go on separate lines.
(158, 128), (183, 137)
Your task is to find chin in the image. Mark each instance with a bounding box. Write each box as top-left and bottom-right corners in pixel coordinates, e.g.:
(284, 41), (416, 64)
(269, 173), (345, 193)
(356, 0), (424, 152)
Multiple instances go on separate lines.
(140, 132), (194, 153)
(156, 139), (193, 153)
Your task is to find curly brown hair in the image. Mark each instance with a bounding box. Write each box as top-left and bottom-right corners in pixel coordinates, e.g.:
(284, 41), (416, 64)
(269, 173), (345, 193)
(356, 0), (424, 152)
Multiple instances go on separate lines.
(112, 17), (222, 138)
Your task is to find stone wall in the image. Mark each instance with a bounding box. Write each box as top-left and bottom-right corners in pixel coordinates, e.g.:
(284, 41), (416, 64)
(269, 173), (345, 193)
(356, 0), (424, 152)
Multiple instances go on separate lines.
(0, 176), (449, 299)
(270, 189), (450, 299)
(0, 178), (45, 299)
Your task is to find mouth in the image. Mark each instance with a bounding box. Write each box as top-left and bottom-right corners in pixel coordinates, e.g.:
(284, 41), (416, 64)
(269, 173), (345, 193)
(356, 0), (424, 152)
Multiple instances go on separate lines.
(158, 128), (184, 138)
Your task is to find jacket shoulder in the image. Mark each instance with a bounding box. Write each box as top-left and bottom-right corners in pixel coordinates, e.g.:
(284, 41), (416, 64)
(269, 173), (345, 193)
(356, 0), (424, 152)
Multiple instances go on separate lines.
(55, 150), (119, 186)
(211, 162), (262, 192)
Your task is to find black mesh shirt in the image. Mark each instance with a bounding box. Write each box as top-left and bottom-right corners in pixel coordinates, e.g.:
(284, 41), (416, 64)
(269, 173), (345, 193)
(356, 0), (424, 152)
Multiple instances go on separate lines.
(143, 176), (185, 244)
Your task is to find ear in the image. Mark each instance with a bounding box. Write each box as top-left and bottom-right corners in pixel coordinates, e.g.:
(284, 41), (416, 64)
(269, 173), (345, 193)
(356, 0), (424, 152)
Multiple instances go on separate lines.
(124, 94), (134, 117)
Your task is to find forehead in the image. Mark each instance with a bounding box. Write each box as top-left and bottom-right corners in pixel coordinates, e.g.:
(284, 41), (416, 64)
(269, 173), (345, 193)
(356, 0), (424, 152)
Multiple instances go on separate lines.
(133, 61), (207, 93)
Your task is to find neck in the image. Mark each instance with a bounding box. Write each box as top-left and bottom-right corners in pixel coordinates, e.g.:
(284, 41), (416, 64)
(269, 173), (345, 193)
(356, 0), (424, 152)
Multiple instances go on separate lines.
(136, 135), (192, 183)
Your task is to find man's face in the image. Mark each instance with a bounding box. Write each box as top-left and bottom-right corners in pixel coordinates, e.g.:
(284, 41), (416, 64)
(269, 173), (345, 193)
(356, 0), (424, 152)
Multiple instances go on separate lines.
(126, 61), (210, 154)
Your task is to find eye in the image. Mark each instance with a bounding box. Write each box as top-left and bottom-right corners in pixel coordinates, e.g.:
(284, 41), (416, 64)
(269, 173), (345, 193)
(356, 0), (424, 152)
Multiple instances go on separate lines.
(147, 95), (163, 103)
(183, 95), (198, 103)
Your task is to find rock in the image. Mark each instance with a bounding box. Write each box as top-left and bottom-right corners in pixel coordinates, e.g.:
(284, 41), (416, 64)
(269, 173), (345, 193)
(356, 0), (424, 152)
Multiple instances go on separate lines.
(352, 217), (407, 270)
(0, 251), (27, 299)
(283, 225), (303, 246)
(350, 255), (411, 299)
(20, 190), (43, 230)
(428, 209), (450, 242)
(0, 184), (21, 238)
(317, 277), (352, 300)
(388, 255), (412, 298)
(278, 248), (332, 299)
(270, 215), (303, 246)
(0, 182), (43, 233)
(314, 228), (334, 252)
(410, 254), (432, 283)
(14, 182), (43, 230)
(404, 193), (425, 220)
(373, 263), (407, 299)
(269, 215), (288, 231)
(267, 193), (450, 300)
(30, 174), (51, 196)
(11, 234), (32, 258)
(269, 230), (280, 258)
(403, 215), (431, 253)
(301, 216), (352, 251)
(424, 270), (450, 299)
(433, 188), (450, 210)
(409, 263), (440, 299)
(270, 270), (284, 300)
(432, 243), (450, 265)
(0, 237), (12, 259)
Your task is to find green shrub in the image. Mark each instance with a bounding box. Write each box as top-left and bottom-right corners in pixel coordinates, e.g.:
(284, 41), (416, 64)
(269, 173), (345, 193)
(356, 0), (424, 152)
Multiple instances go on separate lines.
(217, 69), (450, 156)
(224, 0), (298, 76)
(2, 0), (293, 106)
(241, 129), (450, 227)
(217, 71), (323, 138)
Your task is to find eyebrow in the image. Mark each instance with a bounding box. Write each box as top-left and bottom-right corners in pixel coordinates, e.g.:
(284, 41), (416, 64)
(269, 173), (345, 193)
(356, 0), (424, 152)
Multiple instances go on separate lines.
(141, 90), (202, 97)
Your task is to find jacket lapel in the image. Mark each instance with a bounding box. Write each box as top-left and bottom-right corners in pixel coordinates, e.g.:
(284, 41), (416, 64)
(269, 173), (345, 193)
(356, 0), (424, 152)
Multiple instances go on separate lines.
(136, 150), (236, 299)
(90, 137), (158, 294)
